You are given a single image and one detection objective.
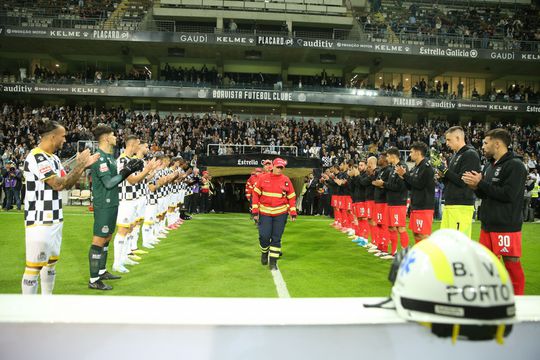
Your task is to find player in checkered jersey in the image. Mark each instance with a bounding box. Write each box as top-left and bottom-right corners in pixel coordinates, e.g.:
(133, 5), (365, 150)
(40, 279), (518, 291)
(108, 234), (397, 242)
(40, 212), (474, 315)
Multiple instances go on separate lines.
(112, 136), (157, 273)
(157, 157), (178, 236)
(165, 158), (185, 230)
(142, 154), (163, 248)
(21, 119), (99, 295)
(129, 142), (159, 255)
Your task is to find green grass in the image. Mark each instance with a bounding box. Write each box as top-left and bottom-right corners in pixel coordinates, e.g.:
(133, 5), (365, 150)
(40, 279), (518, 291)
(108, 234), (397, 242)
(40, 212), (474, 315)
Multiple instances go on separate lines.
(1, 207), (539, 297)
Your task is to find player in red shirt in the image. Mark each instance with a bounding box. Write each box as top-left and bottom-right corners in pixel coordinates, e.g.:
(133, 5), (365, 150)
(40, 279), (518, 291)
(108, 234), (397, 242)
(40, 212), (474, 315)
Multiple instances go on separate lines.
(251, 158), (297, 270)
(462, 129), (527, 295)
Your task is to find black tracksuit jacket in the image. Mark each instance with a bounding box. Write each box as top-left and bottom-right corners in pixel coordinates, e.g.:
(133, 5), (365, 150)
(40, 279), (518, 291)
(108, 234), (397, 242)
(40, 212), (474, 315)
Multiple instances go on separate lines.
(443, 145), (481, 206)
(384, 161), (409, 206)
(404, 158), (435, 210)
(475, 151), (527, 232)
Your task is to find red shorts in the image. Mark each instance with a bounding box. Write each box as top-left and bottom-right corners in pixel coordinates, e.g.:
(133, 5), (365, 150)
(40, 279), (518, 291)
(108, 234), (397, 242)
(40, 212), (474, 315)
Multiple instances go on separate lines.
(388, 205), (407, 227)
(409, 210), (434, 235)
(374, 202), (388, 226)
(479, 229), (522, 257)
(353, 202), (366, 218)
(343, 196), (352, 211)
(365, 200), (374, 219)
(331, 195), (338, 208)
(336, 195), (343, 210)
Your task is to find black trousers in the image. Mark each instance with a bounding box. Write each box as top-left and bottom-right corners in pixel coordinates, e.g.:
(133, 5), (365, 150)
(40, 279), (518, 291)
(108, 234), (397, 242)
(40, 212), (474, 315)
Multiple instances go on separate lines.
(258, 213), (288, 257)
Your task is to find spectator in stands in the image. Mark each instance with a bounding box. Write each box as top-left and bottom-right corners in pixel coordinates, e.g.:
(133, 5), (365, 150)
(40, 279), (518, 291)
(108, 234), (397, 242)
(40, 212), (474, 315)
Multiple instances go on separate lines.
(229, 19), (237, 32)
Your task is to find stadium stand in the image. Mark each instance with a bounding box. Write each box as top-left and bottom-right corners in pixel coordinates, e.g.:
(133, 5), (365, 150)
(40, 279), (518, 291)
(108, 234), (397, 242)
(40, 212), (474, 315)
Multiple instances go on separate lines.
(360, 0), (540, 51)
(1, 103), (539, 170)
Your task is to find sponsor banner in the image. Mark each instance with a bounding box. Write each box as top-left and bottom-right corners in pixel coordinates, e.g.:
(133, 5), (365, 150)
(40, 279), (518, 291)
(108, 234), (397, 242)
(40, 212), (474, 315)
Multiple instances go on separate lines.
(257, 35), (294, 46)
(202, 89), (295, 102)
(0, 83), (536, 113)
(199, 155), (321, 169)
(214, 34), (255, 45)
(2, 26), (539, 62)
(3, 27), (132, 40)
(0, 83), (107, 95)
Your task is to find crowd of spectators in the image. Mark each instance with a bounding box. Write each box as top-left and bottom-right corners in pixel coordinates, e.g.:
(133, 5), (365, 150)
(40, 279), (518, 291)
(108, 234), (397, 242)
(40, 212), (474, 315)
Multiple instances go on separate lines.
(2, 0), (117, 19)
(362, 1), (540, 50)
(2, 103), (540, 172)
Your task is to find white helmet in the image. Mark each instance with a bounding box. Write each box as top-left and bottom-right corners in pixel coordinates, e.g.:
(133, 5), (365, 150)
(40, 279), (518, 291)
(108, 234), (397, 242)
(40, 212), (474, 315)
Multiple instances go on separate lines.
(390, 229), (515, 342)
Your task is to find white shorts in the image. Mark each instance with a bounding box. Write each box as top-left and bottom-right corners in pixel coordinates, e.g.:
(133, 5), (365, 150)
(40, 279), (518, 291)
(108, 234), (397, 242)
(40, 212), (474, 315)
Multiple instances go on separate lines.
(144, 204), (158, 225)
(179, 190), (186, 204)
(117, 199), (137, 228)
(25, 222), (63, 267)
(137, 197), (146, 220)
(157, 197), (165, 215)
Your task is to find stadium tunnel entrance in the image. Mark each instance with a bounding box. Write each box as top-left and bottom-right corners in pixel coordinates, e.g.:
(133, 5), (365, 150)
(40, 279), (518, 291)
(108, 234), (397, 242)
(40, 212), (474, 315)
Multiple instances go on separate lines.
(198, 155), (321, 213)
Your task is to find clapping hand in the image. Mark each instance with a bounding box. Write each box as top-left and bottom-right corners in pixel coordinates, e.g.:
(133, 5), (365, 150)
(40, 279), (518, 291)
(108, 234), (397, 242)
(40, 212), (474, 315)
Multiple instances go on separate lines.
(462, 171), (482, 189)
(395, 165), (406, 178)
(77, 149), (100, 168)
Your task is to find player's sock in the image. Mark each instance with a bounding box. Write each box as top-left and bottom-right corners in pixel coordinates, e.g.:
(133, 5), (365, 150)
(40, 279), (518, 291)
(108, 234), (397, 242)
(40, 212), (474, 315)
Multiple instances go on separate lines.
(370, 224), (378, 244)
(113, 233), (126, 269)
(89, 244), (103, 283)
(98, 241), (110, 276)
(40, 263), (56, 295)
(389, 230), (398, 255)
(123, 232), (133, 262)
(504, 260), (525, 295)
(21, 267), (40, 294)
(399, 231), (409, 249)
(333, 208), (340, 225)
(131, 226), (140, 250)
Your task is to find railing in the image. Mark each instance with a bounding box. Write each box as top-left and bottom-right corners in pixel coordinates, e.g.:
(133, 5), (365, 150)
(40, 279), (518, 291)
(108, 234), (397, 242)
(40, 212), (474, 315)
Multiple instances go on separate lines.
(2, 79), (536, 104)
(206, 144), (298, 157)
(364, 28), (540, 52)
(2, 11), (539, 50)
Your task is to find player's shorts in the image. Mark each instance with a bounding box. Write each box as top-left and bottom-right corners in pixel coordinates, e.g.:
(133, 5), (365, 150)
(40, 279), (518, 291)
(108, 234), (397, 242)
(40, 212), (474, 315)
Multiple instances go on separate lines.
(344, 196), (352, 211)
(353, 202), (366, 218)
(137, 197), (146, 222)
(336, 195), (342, 209)
(25, 222), (63, 267)
(441, 205), (475, 239)
(409, 209), (434, 235)
(179, 190), (186, 204)
(479, 229), (522, 257)
(388, 205), (407, 227)
(143, 204), (158, 225)
(157, 197), (165, 216)
(94, 207), (118, 237)
(374, 202), (388, 226)
(117, 200), (136, 228)
(365, 200), (374, 219)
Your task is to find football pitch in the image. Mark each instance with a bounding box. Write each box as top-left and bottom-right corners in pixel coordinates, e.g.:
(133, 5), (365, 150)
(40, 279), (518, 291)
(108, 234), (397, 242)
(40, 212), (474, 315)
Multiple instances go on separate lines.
(1, 206), (539, 297)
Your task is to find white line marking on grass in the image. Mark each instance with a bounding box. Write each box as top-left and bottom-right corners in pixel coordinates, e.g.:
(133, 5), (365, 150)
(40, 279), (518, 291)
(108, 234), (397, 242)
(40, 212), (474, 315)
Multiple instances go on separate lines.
(271, 269), (291, 298)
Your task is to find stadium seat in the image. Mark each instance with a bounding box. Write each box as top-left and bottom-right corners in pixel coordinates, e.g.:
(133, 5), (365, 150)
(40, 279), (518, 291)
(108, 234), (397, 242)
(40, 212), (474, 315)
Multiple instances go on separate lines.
(68, 189), (81, 205)
(79, 190), (92, 205)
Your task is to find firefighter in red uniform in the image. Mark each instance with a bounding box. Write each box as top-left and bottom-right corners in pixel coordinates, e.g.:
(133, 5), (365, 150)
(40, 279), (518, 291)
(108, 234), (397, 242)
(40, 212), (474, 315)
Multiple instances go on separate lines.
(252, 158), (297, 270)
(245, 168), (262, 202)
(262, 159), (273, 173)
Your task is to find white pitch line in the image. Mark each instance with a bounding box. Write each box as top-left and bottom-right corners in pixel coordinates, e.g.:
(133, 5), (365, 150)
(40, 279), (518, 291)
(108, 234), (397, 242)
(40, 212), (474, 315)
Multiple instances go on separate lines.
(271, 269), (291, 298)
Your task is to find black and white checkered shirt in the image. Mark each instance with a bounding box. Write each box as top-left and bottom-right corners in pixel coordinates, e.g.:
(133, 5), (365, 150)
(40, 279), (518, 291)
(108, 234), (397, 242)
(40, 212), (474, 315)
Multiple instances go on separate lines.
(133, 159), (147, 200)
(24, 148), (65, 227)
(148, 170), (160, 205)
(117, 154), (137, 201)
